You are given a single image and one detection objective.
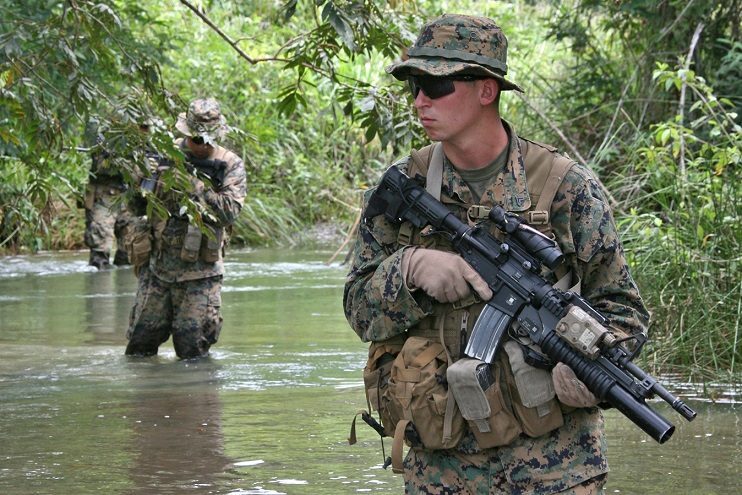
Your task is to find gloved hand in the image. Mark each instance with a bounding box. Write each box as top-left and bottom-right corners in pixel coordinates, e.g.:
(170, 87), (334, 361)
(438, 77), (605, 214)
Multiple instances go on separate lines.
(552, 362), (599, 408)
(401, 247), (493, 303)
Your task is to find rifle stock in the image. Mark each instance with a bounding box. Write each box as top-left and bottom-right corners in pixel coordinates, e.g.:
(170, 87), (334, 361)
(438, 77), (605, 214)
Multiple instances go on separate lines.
(365, 166), (697, 444)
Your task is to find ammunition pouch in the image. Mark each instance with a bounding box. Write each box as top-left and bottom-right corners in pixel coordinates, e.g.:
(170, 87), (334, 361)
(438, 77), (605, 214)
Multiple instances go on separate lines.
(502, 340), (564, 437)
(127, 218), (152, 277)
(405, 309), (564, 449)
(153, 218), (225, 264)
(447, 355), (523, 449)
(362, 336), (405, 437)
(385, 336), (466, 452)
(200, 225), (223, 262)
(181, 224), (202, 262)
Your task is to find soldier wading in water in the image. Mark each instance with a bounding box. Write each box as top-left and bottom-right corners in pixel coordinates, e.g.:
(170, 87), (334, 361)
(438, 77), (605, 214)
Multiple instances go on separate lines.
(125, 98), (246, 360)
(344, 14), (649, 494)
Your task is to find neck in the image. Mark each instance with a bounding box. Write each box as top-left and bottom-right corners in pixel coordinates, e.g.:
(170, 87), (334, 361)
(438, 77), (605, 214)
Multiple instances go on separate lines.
(442, 115), (508, 170)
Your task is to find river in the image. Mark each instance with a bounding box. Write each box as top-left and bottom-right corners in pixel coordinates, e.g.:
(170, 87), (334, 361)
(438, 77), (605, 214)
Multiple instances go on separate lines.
(0, 248), (738, 494)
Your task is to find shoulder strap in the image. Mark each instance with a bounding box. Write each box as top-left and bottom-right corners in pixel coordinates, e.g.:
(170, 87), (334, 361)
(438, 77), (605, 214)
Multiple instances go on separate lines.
(426, 144), (444, 200)
(521, 138), (575, 229)
(528, 154), (574, 226)
(408, 144), (433, 177)
(399, 143), (443, 246)
(409, 143), (444, 200)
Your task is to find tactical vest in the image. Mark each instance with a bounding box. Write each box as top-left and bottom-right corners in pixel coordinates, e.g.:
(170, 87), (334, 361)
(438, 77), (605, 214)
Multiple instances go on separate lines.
(405, 138), (574, 242)
(151, 142), (233, 264)
(357, 141), (579, 467)
(398, 139), (574, 356)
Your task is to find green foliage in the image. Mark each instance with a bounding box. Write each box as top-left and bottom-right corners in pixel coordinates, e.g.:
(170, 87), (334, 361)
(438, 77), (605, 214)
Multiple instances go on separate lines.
(615, 62), (740, 379)
(542, 0), (740, 169)
(0, 0), (179, 250)
(0, 0), (740, 381)
(532, 0), (740, 379)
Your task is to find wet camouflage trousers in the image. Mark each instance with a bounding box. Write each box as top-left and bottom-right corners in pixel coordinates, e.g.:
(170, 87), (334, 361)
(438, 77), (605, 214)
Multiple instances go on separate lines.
(403, 446), (606, 495)
(402, 410), (607, 495)
(84, 183), (131, 257)
(126, 268), (223, 359)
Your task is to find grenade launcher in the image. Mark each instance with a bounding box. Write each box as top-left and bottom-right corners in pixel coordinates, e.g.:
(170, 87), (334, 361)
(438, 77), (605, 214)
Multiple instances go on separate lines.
(364, 166), (696, 444)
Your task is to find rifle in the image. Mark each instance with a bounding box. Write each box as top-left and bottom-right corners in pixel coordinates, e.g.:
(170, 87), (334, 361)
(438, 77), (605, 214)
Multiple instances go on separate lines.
(364, 166), (696, 444)
(139, 154), (227, 193)
(185, 156), (227, 190)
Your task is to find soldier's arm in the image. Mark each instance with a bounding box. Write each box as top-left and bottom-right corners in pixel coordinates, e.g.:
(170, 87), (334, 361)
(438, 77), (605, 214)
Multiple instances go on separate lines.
(343, 188), (431, 343)
(551, 166), (650, 340)
(190, 156), (246, 227)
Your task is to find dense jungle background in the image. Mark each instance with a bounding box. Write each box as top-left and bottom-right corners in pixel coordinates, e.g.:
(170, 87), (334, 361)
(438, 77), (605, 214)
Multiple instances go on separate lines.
(1, 0), (739, 383)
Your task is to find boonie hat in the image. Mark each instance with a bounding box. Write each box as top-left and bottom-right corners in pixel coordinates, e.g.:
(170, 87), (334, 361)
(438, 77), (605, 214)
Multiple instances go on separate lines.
(387, 14), (523, 92)
(175, 98), (228, 145)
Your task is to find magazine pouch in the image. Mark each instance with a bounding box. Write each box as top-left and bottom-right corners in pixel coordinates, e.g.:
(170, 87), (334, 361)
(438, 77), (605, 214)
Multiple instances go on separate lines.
(503, 340), (564, 437)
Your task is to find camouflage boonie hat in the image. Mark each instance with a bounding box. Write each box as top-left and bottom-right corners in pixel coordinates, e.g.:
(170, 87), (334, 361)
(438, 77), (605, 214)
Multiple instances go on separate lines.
(175, 98), (228, 145)
(387, 14), (523, 92)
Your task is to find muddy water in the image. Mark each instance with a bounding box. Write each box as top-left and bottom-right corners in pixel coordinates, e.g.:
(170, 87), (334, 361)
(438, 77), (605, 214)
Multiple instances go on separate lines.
(0, 248), (738, 494)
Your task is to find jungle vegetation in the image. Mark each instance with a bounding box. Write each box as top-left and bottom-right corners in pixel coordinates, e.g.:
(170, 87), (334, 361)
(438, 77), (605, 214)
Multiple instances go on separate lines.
(1, 0), (739, 383)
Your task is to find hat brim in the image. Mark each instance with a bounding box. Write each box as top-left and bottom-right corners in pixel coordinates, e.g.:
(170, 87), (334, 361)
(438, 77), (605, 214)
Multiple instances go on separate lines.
(175, 112), (227, 145)
(386, 57), (523, 92)
(175, 113), (192, 136)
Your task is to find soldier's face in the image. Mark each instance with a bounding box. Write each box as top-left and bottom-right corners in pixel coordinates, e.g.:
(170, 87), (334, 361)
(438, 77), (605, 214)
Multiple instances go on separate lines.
(413, 78), (483, 143)
(186, 136), (213, 158)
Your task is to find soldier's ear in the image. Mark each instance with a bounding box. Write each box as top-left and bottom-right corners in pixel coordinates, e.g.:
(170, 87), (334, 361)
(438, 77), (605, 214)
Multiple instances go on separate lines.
(479, 79), (500, 105)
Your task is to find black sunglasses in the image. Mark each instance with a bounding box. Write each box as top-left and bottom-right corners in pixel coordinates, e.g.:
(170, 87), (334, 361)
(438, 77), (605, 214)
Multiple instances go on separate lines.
(190, 136), (205, 145)
(407, 75), (485, 100)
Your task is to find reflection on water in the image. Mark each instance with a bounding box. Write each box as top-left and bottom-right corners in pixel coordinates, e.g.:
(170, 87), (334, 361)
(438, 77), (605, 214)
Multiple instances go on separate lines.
(0, 248), (740, 495)
(123, 359), (232, 494)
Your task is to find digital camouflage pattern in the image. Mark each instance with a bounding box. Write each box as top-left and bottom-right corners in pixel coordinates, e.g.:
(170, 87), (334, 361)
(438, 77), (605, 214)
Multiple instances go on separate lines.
(126, 268), (223, 359)
(343, 121), (649, 492)
(84, 181), (131, 268)
(387, 14), (523, 92)
(175, 98), (228, 146)
(404, 410), (608, 494)
(148, 139), (246, 283)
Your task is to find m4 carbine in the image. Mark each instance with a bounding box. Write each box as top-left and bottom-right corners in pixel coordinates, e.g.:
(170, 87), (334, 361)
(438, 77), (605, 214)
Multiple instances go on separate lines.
(139, 153), (227, 193)
(365, 166), (697, 444)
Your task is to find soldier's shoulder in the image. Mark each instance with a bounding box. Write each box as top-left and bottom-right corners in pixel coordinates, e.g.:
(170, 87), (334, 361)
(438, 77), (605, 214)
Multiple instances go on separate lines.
(563, 161), (601, 188)
(215, 146), (243, 167)
(520, 136), (559, 154)
(391, 155), (412, 174)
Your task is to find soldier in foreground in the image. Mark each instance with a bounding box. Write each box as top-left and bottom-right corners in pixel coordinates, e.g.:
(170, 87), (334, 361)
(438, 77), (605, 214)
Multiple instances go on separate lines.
(344, 14), (649, 494)
(125, 98), (246, 359)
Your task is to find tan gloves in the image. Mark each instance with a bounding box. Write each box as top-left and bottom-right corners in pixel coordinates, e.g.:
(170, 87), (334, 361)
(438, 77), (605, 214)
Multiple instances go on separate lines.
(552, 362), (599, 408)
(402, 247), (493, 303)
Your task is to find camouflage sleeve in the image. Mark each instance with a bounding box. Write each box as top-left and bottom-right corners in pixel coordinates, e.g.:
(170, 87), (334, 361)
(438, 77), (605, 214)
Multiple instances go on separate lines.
(343, 187), (432, 343)
(551, 165), (650, 340)
(194, 155), (246, 227)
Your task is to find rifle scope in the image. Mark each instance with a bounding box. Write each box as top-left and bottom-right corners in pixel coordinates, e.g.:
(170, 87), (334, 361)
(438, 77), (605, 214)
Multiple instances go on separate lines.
(488, 205), (564, 270)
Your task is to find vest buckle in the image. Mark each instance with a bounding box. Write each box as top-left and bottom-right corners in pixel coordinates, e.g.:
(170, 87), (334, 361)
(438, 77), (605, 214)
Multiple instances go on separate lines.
(527, 210), (549, 225)
(467, 205), (491, 222)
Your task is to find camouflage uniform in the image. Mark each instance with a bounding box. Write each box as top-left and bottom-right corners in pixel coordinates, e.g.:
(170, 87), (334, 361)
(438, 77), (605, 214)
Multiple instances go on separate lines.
(343, 14), (649, 495)
(83, 138), (131, 269)
(126, 98), (246, 359)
